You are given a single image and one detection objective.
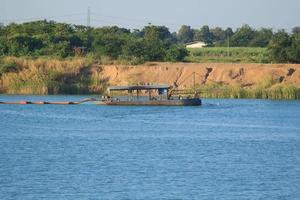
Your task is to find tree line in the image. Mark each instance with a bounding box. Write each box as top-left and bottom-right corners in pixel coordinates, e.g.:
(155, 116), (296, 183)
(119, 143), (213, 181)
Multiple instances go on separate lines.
(0, 20), (300, 63)
(0, 20), (187, 63)
(178, 24), (300, 63)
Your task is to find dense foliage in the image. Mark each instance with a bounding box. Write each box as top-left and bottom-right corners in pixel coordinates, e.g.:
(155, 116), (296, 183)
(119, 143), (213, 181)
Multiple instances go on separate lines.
(0, 20), (187, 63)
(268, 30), (300, 63)
(0, 20), (300, 63)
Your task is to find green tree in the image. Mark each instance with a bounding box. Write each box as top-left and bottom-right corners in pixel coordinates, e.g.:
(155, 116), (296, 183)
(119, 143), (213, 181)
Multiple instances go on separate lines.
(165, 45), (188, 62)
(122, 38), (146, 62)
(192, 29), (201, 42)
(292, 27), (300, 35)
(250, 28), (273, 47)
(7, 34), (44, 56)
(287, 33), (300, 63)
(92, 34), (125, 59)
(211, 27), (226, 42)
(213, 27), (234, 47)
(224, 27), (234, 38)
(142, 25), (173, 42)
(177, 25), (194, 44)
(141, 25), (174, 61)
(0, 36), (8, 55)
(200, 25), (213, 45)
(231, 24), (255, 46)
(268, 30), (292, 63)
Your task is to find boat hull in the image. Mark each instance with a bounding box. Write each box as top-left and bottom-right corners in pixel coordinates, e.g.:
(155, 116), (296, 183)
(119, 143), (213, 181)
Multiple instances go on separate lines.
(97, 98), (202, 106)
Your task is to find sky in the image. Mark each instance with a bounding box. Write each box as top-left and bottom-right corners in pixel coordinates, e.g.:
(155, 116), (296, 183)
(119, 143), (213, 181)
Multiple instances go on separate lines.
(0, 0), (299, 31)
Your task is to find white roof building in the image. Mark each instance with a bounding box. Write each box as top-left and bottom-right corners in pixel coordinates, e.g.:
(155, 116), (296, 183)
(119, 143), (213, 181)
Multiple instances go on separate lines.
(185, 41), (206, 48)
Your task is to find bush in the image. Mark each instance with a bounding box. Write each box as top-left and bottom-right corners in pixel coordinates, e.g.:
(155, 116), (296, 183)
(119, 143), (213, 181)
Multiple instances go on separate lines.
(165, 45), (188, 62)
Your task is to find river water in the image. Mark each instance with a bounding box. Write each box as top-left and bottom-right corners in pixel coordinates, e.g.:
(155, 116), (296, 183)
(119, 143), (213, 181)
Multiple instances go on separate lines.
(0, 95), (300, 199)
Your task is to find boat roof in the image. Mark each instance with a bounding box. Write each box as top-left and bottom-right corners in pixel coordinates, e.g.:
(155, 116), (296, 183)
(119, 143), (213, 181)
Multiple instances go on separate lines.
(108, 85), (171, 91)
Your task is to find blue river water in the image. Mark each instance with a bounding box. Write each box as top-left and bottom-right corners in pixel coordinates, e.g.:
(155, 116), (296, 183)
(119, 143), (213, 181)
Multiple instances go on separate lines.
(0, 95), (300, 200)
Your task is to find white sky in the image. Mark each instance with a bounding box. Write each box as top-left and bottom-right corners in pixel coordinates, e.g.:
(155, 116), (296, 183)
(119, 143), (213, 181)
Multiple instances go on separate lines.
(0, 0), (299, 31)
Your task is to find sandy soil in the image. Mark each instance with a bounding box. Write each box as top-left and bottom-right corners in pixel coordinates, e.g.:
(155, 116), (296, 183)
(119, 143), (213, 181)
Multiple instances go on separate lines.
(100, 62), (300, 88)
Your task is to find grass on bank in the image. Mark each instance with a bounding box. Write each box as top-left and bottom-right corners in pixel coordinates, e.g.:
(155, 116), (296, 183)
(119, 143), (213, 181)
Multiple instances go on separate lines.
(194, 83), (300, 100)
(186, 47), (268, 63)
(0, 56), (107, 95)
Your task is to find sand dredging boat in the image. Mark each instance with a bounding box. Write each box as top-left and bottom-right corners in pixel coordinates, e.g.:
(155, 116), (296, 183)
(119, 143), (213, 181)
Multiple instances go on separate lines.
(98, 85), (202, 106)
(0, 85), (202, 106)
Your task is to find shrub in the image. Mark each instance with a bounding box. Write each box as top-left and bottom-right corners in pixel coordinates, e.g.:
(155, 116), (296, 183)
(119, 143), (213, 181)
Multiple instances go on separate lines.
(165, 45), (189, 62)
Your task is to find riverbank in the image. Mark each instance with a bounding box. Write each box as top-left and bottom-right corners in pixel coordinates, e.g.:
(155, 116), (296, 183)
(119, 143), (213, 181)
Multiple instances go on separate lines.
(1, 57), (300, 99)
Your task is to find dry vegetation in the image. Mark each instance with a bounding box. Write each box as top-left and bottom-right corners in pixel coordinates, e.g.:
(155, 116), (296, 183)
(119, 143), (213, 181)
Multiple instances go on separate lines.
(0, 57), (106, 94)
(1, 57), (300, 99)
(195, 82), (300, 99)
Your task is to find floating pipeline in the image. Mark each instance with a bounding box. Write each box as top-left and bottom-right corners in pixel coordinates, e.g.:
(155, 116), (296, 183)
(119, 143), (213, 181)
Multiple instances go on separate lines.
(0, 98), (98, 105)
(0, 101), (77, 105)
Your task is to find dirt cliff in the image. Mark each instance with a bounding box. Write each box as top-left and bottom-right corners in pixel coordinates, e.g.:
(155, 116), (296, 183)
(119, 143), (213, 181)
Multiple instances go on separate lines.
(1, 57), (300, 97)
(100, 62), (300, 89)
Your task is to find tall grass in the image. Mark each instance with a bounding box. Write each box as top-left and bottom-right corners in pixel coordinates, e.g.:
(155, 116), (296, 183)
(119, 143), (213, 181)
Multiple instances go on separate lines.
(0, 57), (107, 94)
(186, 47), (268, 63)
(195, 83), (300, 100)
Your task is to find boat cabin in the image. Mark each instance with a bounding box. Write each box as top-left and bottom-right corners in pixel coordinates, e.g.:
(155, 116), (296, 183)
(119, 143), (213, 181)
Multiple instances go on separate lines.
(107, 85), (171, 101)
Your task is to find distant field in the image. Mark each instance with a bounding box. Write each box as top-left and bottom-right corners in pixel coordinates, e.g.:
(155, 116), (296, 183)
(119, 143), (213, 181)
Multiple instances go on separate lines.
(186, 47), (268, 63)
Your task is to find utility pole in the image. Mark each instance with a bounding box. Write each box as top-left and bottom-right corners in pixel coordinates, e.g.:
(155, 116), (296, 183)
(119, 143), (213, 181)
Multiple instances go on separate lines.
(227, 36), (230, 57)
(192, 72), (196, 91)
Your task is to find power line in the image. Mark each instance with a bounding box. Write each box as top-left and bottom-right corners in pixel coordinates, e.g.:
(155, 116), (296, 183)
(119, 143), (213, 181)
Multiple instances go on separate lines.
(1, 13), (86, 23)
(91, 18), (147, 28)
(91, 12), (181, 29)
